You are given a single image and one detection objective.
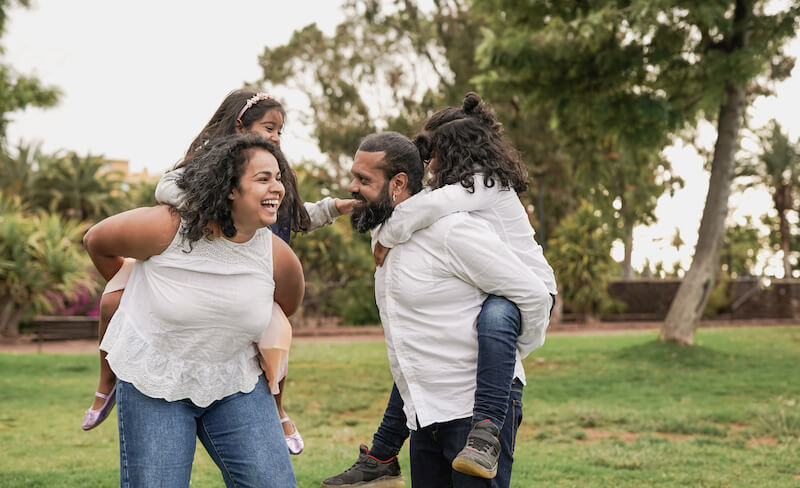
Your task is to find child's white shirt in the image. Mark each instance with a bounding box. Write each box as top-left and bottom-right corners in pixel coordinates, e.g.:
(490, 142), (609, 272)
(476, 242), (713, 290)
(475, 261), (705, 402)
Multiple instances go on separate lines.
(375, 177), (558, 354)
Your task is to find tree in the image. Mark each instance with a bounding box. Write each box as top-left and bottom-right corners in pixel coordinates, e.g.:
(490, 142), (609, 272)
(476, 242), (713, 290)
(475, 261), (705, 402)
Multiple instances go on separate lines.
(737, 119), (799, 278)
(0, 140), (40, 199)
(546, 199), (622, 319)
(29, 151), (125, 221)
(474, 0), (800, 344)
(0, 1), (60, 143)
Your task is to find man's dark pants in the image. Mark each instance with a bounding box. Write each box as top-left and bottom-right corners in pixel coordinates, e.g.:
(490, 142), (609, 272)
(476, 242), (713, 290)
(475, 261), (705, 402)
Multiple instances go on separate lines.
(408, 378), (524, 487)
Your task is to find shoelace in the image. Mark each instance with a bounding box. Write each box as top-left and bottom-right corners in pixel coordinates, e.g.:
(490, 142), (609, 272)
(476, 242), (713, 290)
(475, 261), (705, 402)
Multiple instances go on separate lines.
(467, 434), (499, 455)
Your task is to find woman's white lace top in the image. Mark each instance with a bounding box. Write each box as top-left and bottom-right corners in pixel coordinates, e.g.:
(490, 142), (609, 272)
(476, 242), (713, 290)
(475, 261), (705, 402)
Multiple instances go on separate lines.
(100, 224), (275, 407)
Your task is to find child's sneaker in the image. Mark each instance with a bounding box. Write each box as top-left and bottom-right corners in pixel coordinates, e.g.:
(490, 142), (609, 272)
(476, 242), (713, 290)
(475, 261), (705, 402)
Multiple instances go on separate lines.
(321, 444), (404, 487)
(451, 419), (500, 479)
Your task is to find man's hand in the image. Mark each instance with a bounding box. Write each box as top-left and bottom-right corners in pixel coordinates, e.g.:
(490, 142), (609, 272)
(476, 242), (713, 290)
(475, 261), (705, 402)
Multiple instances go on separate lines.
(374, 242), (391, 267)
(334, 198), (356, 216)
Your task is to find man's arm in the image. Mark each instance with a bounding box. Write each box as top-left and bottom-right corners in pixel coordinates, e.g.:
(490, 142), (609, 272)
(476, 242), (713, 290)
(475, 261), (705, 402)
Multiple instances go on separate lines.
(83, 205), (179, 281)
(443, 215), (552, 358)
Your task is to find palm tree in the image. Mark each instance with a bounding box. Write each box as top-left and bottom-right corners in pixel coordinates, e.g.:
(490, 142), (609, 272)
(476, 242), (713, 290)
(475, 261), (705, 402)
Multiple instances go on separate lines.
(739, 120), (799, 278)
(30, 151), (125, 221)
(0, 195), (95, 337)
(0, 141), (43, 201)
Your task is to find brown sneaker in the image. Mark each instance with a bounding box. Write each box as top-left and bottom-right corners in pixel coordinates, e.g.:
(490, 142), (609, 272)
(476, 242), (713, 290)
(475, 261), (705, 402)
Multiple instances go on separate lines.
(451, 419), (500, 479)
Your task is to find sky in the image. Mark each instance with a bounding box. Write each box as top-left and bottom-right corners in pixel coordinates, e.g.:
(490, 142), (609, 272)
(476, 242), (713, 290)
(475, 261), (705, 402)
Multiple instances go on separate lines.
(5, 1), (800, 277)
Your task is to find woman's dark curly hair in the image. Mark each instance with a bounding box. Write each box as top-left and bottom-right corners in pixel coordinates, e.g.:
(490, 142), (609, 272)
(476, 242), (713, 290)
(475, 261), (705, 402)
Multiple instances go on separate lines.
(173, 88), (310, 233)
(414, 92), (528, 194)
(175, 133), (290, 246)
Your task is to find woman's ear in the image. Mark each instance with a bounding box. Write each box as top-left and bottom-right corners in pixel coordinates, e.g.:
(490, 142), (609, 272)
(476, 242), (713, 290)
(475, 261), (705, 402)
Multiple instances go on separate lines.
(229, 187), (239, 201)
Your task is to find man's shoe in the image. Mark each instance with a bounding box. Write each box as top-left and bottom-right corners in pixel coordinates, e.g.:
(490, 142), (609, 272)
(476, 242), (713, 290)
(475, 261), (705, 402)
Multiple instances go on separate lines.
(451, 419), (500, 479)
(321, 444), (404, 487)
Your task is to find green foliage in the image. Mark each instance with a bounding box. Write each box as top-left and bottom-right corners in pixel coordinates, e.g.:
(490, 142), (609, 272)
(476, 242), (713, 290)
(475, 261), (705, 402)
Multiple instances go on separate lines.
(474, 0), (800, 298)
(721, 216), (765, 278)
(291, 163), (379, 324)
(28, 151), (126, 221)
(737, 119), (800, 277)
(547, 200), (622, 317)
(121, 180), (158, 209)
(0, 194), (96, 336)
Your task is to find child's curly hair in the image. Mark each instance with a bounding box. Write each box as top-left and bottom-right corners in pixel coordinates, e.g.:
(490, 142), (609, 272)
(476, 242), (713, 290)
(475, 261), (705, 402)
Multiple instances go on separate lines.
(414, 92), (528, 194)
(176, 133), (289, 245)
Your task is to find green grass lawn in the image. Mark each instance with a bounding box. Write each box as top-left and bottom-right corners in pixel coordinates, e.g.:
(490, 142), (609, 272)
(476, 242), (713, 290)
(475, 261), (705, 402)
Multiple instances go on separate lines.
(1, 326), (799, 487)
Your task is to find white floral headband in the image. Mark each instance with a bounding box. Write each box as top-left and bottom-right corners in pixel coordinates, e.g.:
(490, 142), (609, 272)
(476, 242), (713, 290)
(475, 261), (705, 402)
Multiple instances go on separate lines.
(237, 92), (273, 122)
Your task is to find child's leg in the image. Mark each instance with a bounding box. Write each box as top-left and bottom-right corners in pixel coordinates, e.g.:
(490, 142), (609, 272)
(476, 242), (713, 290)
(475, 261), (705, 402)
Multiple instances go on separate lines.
(90, 290), (122, 410)
(472, 294), (521, 429)
(451, 295), (521, 479)
(368, 383), (410, 460)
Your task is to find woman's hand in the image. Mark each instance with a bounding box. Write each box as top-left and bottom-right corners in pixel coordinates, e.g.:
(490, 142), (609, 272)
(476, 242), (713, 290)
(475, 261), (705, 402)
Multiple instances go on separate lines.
(334, 198), (356, 216)
(374, 242), (391, 267)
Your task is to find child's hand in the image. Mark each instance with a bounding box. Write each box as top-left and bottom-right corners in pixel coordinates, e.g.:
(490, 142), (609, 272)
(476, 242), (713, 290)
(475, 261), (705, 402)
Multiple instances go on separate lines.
(374, 242), (391, 267)
(334, 198), (356, 216)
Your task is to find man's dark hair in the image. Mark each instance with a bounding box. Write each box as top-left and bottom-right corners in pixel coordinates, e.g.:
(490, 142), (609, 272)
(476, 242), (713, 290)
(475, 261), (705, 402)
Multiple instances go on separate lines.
(358, 131), (424, 195)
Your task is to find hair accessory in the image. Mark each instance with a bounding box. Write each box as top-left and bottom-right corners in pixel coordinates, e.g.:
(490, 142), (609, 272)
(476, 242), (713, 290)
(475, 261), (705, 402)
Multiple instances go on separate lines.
(237, 92), (273, 121)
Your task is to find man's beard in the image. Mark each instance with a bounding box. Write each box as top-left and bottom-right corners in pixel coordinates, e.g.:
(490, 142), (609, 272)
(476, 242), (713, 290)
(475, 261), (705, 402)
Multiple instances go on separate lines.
(350, 182), (395, 233)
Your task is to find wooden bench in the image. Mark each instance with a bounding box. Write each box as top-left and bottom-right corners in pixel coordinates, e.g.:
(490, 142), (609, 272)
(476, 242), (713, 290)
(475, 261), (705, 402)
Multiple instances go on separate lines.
(31, 316), (98, 351)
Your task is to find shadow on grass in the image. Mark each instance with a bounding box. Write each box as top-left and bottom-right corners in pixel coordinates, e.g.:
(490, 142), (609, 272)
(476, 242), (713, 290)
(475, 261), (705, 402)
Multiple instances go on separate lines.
(612, 339), (729, 369)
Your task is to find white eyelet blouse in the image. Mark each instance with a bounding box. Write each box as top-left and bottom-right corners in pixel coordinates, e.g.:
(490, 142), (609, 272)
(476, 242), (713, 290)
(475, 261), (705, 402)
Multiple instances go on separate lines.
(100, 223), (275, 407)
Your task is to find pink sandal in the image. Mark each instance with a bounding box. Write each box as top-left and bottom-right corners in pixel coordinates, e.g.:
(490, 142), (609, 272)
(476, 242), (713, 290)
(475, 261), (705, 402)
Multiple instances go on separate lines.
(81, 385), (116, 431)
(281, 417), (304, 455)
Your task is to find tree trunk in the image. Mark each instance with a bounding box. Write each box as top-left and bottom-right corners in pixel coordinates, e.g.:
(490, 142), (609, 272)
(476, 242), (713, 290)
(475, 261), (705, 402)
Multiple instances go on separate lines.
(622, 216), (634, 280)
(660, 81), (746, 345)
(776, 191), (793, 278)
(0, 300), (22, 338)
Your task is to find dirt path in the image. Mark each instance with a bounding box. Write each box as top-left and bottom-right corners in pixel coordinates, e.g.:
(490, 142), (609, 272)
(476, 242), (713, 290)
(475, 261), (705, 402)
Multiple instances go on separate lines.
(2, 319), (797, 354)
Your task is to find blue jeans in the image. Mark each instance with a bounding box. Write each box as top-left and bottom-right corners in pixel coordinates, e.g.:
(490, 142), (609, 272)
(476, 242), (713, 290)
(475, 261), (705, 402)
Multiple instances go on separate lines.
(370, 295), (521, 460)
(409, 379), (524, 488)
(116, 375), (296, 488)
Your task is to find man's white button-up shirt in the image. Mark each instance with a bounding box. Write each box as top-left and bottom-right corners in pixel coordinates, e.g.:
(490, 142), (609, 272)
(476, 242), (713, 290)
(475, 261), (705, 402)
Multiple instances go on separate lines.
(373, 211), (553, 430)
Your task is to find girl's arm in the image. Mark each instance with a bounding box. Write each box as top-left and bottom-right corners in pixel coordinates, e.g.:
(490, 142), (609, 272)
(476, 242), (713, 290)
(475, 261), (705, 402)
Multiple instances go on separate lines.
(376, 179), (508, 249)
(154, 168), (187, 209)
(272, 234), (305, 317)
(83, 205), (179, 281)
(303, 197), (355, 232)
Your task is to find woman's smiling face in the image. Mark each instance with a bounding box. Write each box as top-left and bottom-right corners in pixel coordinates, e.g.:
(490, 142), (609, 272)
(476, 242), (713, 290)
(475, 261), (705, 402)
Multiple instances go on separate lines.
(229, 148), (285, 236)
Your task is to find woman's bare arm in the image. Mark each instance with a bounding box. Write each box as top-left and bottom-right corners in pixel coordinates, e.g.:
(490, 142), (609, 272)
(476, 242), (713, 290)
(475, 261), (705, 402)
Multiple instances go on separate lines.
(83, 205), (180, 281)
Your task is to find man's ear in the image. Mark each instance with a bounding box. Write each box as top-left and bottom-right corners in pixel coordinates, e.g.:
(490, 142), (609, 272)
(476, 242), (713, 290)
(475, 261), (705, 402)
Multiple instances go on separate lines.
(392, 172), (409, 193)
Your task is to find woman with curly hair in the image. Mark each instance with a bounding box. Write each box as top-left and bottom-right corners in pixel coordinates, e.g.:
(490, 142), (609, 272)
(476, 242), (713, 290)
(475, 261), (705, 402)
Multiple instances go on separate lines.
(83, 89), (352, 455)
(84, 134), (301, 487)
(323, 93), (556, 488)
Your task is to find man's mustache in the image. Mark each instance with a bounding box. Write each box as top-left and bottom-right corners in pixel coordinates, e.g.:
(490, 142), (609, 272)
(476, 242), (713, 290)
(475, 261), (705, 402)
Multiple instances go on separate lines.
(351, 192), (366, 203)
